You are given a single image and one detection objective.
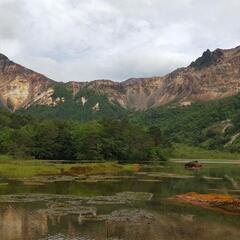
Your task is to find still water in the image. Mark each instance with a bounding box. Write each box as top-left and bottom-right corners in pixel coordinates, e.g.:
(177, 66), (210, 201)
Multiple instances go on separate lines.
(0, 161), (240, 240)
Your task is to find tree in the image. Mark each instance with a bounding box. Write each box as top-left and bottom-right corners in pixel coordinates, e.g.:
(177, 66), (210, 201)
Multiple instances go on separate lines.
(72, 121), (103, 160)
(32, 120), (75, 160)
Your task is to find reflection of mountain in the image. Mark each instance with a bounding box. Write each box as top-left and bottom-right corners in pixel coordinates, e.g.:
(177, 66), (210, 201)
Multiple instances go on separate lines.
(0, 206), (103, 240)
(1, 205), (240, 240)
(0, 206), (48, 240)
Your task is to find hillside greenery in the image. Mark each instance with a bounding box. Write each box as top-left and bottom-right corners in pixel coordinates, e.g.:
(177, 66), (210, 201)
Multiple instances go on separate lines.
(18, 85), (127, 121)
(3, 88), (240, 160)
(132, 93), (240, 153)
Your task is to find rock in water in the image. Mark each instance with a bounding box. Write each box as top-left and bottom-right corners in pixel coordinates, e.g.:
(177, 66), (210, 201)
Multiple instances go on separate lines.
(184, 161), (202, 170)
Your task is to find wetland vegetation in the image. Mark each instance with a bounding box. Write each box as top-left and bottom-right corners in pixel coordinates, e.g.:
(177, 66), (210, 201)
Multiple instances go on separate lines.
(0, 160), (240, 239)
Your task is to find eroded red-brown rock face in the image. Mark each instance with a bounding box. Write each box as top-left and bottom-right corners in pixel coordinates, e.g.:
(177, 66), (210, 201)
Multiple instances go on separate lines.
(170, 192), (240, 215)
(64, 46), (240, 110)
(0, 54), (55, 111)
(1, 45), (240, 111)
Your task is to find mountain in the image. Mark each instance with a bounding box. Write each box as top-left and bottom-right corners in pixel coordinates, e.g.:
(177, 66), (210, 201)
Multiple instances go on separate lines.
(1, 45), (240, 119)
(0, 53), (54, 112)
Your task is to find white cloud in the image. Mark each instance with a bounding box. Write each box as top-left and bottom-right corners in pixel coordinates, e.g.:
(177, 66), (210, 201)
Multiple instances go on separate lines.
(0, 0), (239, 82)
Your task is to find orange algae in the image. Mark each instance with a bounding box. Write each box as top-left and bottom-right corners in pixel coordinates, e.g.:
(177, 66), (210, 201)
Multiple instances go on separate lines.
(170, 192), (240, 215)
(177, 192), (237, 203)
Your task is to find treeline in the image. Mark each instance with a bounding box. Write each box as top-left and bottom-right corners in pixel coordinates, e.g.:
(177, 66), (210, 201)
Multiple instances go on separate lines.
(0, 112), (170, 162)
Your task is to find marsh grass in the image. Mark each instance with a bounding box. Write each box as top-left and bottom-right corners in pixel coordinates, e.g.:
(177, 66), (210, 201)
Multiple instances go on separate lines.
(0, 156), (140, 178)
(172, 144), (240, 160)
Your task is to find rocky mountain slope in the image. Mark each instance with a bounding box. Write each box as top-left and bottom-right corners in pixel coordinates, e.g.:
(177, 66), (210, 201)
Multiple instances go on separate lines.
(0, 53), (54, 111)
(1, 45), (240, 113)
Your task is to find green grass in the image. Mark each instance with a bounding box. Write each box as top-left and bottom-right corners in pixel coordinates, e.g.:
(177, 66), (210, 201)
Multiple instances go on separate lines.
(172, 144), (240, 160)
(0, 155), (15, 161)
(0, 156), (140, 178)
(0, 159), (60, 178)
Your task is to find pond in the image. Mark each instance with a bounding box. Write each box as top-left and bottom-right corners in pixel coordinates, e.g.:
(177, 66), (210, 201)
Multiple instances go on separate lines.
(0, 160), (240, 240)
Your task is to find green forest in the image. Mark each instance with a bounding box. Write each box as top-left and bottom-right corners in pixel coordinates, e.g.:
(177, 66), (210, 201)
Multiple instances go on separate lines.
(2, 91), (240, 161)
(133, 92), (240, 153)
(18, 85), (128, 121)
(0, 111), (169, 162)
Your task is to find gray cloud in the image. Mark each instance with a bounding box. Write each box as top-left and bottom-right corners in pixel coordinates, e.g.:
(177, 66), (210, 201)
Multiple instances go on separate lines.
(0, 0), (239, 82)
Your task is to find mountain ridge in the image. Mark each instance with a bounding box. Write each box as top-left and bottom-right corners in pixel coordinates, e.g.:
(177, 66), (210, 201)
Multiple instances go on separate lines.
(1, 45), (240, 114)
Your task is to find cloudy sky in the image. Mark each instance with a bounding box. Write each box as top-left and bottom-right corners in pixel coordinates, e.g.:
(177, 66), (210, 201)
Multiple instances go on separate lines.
(0, 0), (239, 82)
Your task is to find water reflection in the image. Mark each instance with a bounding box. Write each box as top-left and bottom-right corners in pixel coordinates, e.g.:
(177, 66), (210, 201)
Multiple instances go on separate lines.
(0, 205), (240, 240)
(0, 161), (240, 239)
(0, 206), (48, 240)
